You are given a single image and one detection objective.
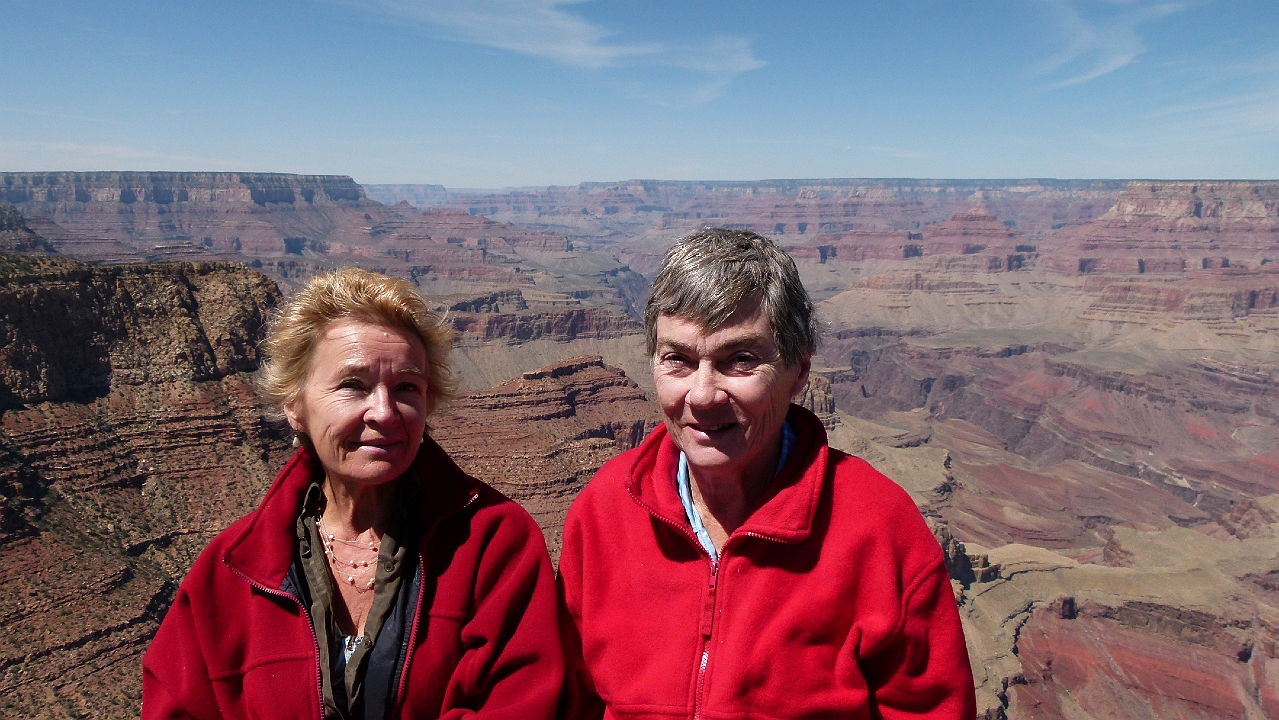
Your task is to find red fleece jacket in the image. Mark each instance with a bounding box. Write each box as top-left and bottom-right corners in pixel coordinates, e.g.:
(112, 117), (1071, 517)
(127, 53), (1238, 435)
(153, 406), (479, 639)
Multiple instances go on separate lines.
(558, 406), (975, 720)
(142, 436), (562, 720)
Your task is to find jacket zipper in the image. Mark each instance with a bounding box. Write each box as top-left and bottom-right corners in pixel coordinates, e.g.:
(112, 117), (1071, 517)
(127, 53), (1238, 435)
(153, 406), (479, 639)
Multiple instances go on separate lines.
(393, 489), (480, 715)
(692, 557), (718, 720)
(625, 487), (783, 720)
(226, 564), (325, 720)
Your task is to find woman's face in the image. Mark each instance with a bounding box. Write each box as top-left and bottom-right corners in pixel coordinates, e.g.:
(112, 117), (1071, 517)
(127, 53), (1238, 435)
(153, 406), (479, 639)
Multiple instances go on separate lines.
(652, 299), (809, 483)
(284, 320), (430, 489)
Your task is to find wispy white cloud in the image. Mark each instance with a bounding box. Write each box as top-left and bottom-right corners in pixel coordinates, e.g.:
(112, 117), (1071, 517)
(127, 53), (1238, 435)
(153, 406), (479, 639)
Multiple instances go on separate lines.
(1, 106), (131, 126)
(1144, 50), (1279, 138)
(1151, 87), (1279, 138)
(1033, 0), (1189, 87)
(366, 0), (655, 68)
(346, 0), (764, 102)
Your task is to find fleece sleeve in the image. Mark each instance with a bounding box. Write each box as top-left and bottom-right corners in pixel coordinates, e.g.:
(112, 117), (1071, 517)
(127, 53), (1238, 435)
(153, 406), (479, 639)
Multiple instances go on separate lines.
(862, 558), (977, 719)
(141, 588), (221, 720)
(438, 510), (564, 719)
(554, 507), (606, 720)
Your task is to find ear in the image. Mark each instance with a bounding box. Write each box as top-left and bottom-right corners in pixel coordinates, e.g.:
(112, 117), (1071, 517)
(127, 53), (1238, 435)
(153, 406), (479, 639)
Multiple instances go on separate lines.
(283, 399), (305, 434)
(789, 354), (812, 398)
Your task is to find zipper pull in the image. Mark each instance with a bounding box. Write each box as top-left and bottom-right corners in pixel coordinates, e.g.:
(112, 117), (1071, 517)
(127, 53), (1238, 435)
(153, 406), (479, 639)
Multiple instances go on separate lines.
(700, 562), (718, 637)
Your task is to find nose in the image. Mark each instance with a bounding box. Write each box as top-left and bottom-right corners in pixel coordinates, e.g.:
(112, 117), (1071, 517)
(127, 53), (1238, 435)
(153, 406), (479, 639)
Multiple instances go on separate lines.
(686, 361), (726, 409)
(365, 385), (398, 425)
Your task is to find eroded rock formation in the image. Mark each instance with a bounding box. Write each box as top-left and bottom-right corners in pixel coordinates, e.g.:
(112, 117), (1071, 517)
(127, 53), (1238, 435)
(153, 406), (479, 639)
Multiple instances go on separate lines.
(0, 256), (286, 718)
(434, 355), (658, 558)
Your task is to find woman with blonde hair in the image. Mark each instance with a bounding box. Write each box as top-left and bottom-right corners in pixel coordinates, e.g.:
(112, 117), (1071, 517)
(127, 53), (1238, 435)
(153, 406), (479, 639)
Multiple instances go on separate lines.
(143, 267), (562, 719)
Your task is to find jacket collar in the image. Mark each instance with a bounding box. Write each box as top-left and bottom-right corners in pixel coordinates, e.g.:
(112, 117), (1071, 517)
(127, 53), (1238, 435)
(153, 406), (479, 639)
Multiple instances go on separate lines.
(222, 434), (480, 591)
(623, 404), (829, 546)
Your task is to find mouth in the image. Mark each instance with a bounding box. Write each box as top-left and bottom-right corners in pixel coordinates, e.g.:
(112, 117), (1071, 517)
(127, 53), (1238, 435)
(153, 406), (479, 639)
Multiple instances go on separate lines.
(351, 438), (401, 451)
(688, 422), (736, 434)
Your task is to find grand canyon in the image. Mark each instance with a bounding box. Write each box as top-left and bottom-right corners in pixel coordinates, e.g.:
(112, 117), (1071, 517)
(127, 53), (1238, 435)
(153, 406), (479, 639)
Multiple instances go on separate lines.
(2, 172), (1278, 718)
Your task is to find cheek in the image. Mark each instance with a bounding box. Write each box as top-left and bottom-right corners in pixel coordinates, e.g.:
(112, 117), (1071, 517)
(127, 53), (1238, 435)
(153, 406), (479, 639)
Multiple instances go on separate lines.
(310, 400), (362, 437)
(653, 375), (683, 402)
(736, 378), (787, 415)
(402, 402), (429, 428)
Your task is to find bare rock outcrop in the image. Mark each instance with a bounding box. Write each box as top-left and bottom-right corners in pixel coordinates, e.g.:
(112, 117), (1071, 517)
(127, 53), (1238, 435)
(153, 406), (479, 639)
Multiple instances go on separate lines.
(433, 355), (659, 558)
(0, 205), (56, 255)
(451, 307), (641, 345)
(0, 255), (277, 406)
(1049, 182), (1279, 277)
(0, 255), (287, 718)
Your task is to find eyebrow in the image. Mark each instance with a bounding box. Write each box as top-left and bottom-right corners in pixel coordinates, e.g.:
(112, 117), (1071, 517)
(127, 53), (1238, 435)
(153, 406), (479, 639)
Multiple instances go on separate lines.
(336, 362), (425, 377)
(656, 333), (772, 354)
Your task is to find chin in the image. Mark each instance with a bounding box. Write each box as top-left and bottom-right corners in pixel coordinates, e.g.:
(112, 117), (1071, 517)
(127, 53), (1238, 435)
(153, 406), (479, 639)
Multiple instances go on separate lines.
(342, 459), (412, 486)
(682, 447), (742, 470)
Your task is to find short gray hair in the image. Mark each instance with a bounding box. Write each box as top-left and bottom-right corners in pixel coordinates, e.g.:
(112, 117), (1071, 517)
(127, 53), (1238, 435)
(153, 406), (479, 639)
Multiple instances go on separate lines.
(644, 228), (818, 366)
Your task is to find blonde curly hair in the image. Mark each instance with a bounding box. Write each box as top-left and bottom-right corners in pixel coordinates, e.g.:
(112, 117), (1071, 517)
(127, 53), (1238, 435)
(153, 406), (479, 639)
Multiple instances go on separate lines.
(258, 268), (455, 418)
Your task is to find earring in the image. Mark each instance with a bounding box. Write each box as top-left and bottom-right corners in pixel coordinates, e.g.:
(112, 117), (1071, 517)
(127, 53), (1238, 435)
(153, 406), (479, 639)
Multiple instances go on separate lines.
(292, 434), (301, 448)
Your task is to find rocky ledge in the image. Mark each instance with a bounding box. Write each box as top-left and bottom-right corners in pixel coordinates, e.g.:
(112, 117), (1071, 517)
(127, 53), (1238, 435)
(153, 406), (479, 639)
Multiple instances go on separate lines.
(433, 355), (658, 558)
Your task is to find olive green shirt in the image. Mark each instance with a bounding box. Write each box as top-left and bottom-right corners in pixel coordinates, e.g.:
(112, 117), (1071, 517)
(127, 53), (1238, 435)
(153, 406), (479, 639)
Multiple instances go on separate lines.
(296, 474), (417, 720)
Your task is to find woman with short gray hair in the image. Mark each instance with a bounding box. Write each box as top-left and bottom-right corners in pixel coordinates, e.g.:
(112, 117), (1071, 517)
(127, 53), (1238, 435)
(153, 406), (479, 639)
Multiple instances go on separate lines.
(559, 229), (975, 719)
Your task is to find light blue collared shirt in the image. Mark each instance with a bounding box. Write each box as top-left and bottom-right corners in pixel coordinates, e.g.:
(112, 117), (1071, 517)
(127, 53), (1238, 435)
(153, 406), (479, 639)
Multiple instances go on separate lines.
(676, 420), (796, 562)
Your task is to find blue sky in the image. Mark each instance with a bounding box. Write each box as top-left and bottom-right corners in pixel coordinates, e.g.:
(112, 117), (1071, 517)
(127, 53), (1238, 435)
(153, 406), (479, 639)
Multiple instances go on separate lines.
(1, 1), (1276, 186)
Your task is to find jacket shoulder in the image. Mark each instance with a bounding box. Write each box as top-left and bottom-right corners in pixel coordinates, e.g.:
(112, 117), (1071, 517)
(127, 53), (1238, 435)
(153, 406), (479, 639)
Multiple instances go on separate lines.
(824, 447), (945, 573)
(467, 477), (547, 538)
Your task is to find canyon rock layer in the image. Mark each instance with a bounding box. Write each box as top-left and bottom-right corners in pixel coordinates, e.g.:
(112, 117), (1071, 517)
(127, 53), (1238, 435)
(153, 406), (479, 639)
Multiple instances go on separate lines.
(3, 175), (1279, 719)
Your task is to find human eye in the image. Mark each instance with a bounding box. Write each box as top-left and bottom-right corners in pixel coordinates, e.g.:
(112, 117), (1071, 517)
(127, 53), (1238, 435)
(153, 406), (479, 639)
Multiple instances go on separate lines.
(395, 379), (426, 395)
(725, 353), (761, 373)
(658, 352), (693, 372)
(338, 377), (365, 391)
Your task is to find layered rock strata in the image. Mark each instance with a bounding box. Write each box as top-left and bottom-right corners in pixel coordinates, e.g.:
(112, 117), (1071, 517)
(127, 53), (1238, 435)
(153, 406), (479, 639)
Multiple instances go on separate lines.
(0, 205), (55, 255)
(434, 355), (658, 558)
(817, 255), (1279, 717)
(1051, 182), (1279, 276)
(0, 255), (286, 719)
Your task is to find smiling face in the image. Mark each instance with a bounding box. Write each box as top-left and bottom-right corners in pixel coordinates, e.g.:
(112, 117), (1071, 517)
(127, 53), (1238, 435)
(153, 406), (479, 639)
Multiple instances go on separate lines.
(653, 300), (810, 486)
(284, 320), (430, 490)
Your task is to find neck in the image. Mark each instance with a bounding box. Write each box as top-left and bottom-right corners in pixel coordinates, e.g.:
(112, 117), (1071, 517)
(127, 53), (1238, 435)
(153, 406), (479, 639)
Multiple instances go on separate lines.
(688, 434), (780, 538)
(321, 475), (398, 537)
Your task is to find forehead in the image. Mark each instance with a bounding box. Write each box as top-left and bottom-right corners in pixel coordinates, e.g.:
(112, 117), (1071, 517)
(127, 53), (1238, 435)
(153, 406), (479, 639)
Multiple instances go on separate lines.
(655, 303), (775, 351)
(312, 319), (426, 369)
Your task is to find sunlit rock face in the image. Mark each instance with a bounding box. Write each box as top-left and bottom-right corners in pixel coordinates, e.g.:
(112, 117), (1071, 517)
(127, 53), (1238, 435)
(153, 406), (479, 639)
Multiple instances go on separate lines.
(806, 181), (1279, 718)
(433, 354), (658, 560)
